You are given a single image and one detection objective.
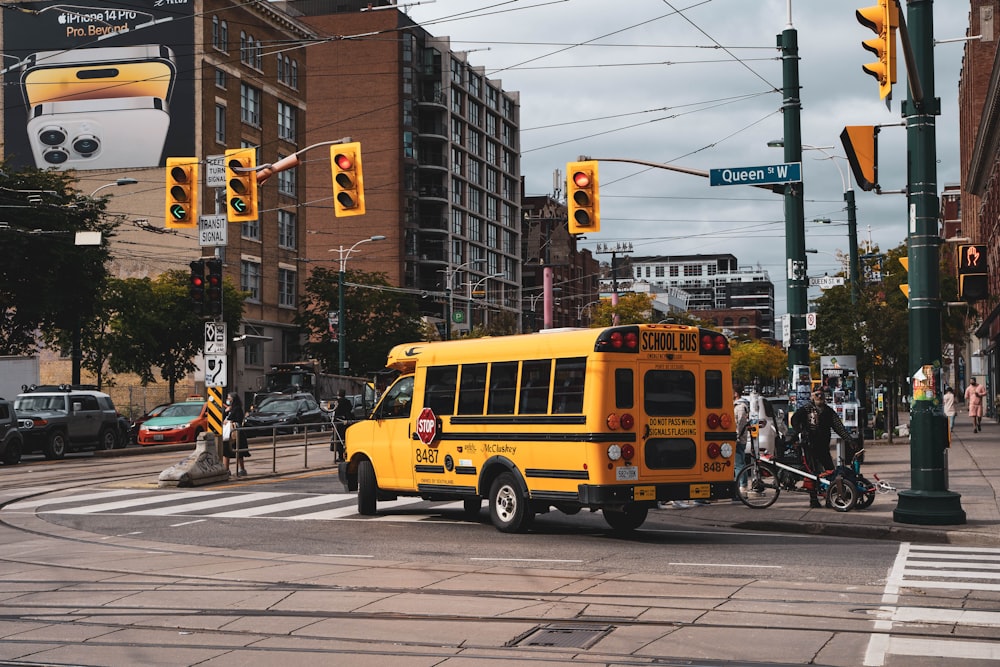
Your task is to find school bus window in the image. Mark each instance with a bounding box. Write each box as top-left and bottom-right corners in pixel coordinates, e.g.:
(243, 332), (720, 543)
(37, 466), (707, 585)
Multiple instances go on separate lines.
(487, 361), (518, 415)
(705, 369), (724, 409)
(519, 359), (552, 414)
(425, 365), (457, 415)
(644, 370), (695, 416)
(381, 376), (414, 418)
(645, 437), (698, 469)
(457, 363), (488, 415)
(552, 357), (586, 413)
(615, 368), (634, 409)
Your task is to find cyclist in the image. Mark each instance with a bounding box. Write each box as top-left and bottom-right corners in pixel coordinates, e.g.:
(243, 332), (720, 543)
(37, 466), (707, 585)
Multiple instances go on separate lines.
(791, 389), (855, 508)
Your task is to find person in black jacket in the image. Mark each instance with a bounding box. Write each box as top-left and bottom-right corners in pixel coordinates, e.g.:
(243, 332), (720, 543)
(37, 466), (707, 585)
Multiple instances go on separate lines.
(223, 392), (248, 477)
(791, 390), (855, 508)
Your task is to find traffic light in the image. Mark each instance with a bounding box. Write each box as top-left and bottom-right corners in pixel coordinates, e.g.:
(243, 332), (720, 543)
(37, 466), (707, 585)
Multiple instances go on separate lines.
(957, 244), (989, 301)
(165, 157), (198, 228)
(205, 258), (223, 316)
(189, 259), (206, 315)
(898, 256), (909, 299)
(225, 147), (258, 223)
(566, 160), (600, 234)
(840, 125), (878, 192)
(330, 142), (366, 216)
(856, 0), (897, 100)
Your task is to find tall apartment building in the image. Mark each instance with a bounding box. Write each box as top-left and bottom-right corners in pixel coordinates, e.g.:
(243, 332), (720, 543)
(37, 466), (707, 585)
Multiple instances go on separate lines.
(281, 0), (522, 338)
(628, 254), (775, 340)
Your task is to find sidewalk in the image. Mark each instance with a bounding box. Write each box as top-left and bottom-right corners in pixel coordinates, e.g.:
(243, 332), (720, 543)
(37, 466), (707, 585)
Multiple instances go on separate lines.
(667, 419), (1000, 546)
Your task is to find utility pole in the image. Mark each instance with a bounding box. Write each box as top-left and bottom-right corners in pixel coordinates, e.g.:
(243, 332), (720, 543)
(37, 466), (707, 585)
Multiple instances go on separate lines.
(893, 0), (965, 525)
(779, 17), (809, 382)
(595, 242), (633, 325)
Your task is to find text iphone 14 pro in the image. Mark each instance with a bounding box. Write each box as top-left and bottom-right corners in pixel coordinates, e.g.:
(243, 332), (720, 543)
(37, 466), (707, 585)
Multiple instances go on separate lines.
(20, 44), (176, 107)
(28, 96), (170, 170)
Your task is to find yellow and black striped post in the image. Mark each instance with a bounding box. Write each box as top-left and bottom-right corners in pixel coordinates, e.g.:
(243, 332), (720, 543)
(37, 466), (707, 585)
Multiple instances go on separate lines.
(206, 386), (224, 435)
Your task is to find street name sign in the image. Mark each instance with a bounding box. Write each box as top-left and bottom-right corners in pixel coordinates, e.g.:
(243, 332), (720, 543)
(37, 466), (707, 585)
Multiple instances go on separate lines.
(809, 276), (846, 289)
(709, 162), (801, 187)
(199, 215), (228, 247)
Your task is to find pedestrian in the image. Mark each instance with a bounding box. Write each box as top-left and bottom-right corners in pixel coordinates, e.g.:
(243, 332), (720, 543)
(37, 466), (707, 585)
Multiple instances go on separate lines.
(223, 392), (247, 477)
(965, 377), (987, 433)
(942, 386), (957, 433)
(331, 389), (353, 462)
(733, 391), (750, 499)
(791, 389), (855, 508)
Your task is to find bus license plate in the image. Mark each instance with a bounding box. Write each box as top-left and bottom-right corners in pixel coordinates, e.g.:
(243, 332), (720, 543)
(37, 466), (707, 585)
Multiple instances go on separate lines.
(689, 483), (710, 499)
(616, 466), (638, 481)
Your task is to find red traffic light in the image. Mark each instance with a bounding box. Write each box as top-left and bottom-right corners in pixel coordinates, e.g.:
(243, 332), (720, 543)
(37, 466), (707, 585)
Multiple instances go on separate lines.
(333, 153), (354, 171)
(572, 171), (591, 188)
(191, 276), (204, 288)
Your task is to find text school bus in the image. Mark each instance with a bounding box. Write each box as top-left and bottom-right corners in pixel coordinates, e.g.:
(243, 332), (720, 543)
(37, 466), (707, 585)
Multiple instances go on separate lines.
(338, 324), (738, 533)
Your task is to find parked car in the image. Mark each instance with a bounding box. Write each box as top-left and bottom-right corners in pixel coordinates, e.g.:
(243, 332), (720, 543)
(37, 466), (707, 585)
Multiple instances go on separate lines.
(0, 397), (24, 465)
(243, 393), (329, 435)
(745, 394), (788, 456)
(129, 403), (170, 445)
(15, 385), (121, 458)
(137, 399), (208, 446)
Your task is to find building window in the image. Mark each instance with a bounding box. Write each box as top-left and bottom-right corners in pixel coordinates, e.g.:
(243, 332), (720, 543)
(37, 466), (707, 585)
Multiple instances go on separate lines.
(451, 120), (464, 145)
(655, 266), (665, 278)
(502, 96), (514, 120)
(670, 265), (679, 277)
(403, 131), (414, 159)
(214, 104), (226, 144)
(240, 83), (261, 126)
(255, 38), (263, 70)
(277, 162), (296, 197)
(451, 147), (463, 175)
(215, 67), (227, 89)
(469, 216), (481, 242)
(486, 86), (499, 110)
(450, 57), (463, 84)
(277, 54), (284, 81)
(486, 196), (498, 221)
(290, 60), (298, 88)
(468, 99), (482, 126)
(451, 89), (463, 114)
(241, 260), (261, 302)
(212, 17), (228, 51)
(241, 216), (259, 241)
(240, 31), (250, 64)
(278, 210), (296, 249)
(469, 73), (482, 98)
(486, 112), (497, 136)
(277, 101), (296, 142)
(451, 177), (463, 205)
(452, 209), (463, 235)
(278, 268), (296, 308)
(684, 264), (702, 277)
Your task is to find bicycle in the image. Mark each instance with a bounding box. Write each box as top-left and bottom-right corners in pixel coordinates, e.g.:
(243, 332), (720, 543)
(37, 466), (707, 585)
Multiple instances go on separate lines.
(736, 433), (858, 511)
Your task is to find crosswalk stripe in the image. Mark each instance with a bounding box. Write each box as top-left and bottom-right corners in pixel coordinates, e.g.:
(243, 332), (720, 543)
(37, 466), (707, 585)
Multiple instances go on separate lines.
(6, 488), (146, 510)
(130, 492), (289, 515)
(53, 491), (219, 515)
(885, 636), (1000, 661)
(291, 496), (427, 521)
(891, 606), (1000, 627)
(210, 494), (349, 518)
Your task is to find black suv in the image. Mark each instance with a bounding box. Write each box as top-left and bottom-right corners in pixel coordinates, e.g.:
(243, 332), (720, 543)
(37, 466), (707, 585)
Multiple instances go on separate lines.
(0, 397), (23, 465)
(15, 385), (122, 459)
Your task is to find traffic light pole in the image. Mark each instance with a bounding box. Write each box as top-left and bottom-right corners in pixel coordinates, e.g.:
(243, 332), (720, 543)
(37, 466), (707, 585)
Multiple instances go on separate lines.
(779, 26), (809, 377)
(893, 0), (965, 525)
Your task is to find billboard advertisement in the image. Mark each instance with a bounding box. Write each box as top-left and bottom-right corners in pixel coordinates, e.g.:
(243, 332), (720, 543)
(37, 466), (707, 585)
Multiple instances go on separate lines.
(2, 2), (195, 171)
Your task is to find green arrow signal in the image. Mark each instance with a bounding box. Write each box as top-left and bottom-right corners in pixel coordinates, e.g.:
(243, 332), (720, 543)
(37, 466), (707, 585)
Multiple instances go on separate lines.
(170, 204), (187, 221)
(230, 197), (246, 214)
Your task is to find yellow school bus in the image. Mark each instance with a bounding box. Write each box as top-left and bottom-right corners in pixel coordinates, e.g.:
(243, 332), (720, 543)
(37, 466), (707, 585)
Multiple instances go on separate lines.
(338, 324), (738, 532)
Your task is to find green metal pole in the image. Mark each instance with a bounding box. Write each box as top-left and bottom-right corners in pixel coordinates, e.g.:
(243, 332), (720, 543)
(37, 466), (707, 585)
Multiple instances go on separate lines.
(845, 189), (860, 305)
(338, 268), (346, 373)
(780, 28), (809, 375)
(894, 0), (965, 525)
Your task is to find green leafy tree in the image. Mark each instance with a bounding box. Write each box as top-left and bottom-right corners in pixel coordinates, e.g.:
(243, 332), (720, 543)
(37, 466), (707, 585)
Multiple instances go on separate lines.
(731, 339), (787, 390)
(0, 163), (117, 355)
(297, 268), (424, 376)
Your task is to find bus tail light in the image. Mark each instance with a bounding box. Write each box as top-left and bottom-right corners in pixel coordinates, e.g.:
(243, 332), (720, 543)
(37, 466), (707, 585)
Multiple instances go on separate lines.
(607, 444), (622, 461)
(619, 413), (635, 430)
(719, 412), (733, 429)
(707, 442), (721, 458)
(707, 412), (721, 429)
(620, 443), (635, 461)
(699, 329), (730, 355)
(594, 326), (640, 353)
(607, 413), (620, 430)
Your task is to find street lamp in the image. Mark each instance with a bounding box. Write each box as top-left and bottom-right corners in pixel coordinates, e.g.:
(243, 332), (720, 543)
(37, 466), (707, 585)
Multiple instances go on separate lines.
(576, 299), (600, 326)
(466, 272), (503, 331)
(329, 235), (385, 373)
(90, 177), (138, 198)
(441, 258), (485, 340)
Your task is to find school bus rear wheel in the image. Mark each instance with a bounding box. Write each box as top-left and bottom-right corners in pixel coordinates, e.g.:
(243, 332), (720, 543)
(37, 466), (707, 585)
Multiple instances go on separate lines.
(603, 504), (649, 532)
(489, 472), (533, 533)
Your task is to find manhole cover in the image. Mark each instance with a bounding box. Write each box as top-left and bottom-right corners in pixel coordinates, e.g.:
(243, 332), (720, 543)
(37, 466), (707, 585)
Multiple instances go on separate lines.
(509, 624), (613, 649)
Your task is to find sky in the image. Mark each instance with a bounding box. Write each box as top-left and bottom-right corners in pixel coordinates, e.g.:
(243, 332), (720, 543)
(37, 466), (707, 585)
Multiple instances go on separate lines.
(404, 0), (971, 317)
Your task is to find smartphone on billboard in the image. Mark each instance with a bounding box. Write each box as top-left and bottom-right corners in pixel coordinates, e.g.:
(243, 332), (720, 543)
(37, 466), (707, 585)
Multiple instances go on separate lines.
(20, 44), (176, 107)
(27, 96), (170, 169)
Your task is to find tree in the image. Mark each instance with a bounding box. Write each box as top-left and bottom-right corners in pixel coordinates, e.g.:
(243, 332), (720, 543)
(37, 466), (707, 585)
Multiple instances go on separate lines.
(731, 339), (787, 390)
(0, 163), (117, 356)
(297, 268), (424, 376)
(590, 293), (654, 326)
